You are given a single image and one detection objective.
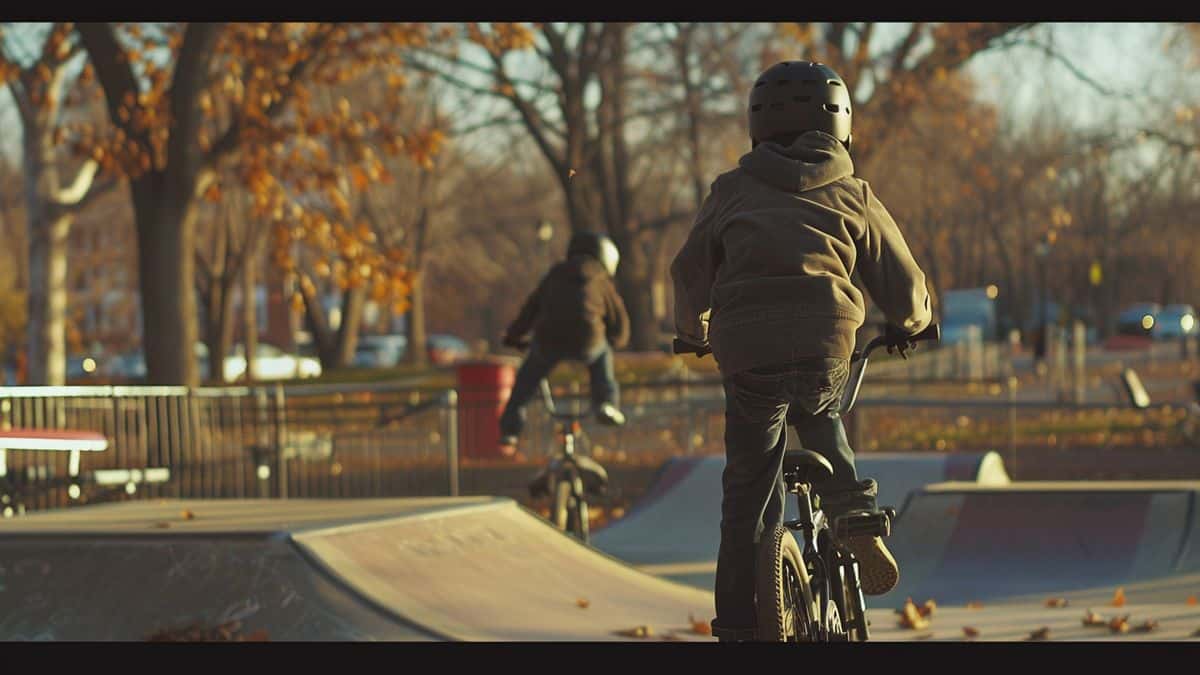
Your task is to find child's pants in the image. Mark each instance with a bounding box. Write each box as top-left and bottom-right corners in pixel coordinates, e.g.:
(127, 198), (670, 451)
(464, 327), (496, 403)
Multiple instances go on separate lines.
(498, 342), (619, 438)
(712, 357), (877, 632)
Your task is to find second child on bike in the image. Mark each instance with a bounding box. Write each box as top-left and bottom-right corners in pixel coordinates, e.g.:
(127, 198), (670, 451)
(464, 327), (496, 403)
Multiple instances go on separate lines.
(499, 231), (631, 454)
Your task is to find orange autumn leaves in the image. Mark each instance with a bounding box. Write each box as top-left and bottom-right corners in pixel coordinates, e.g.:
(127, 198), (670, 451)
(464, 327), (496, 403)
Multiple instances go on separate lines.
(172, 23), (443, 316)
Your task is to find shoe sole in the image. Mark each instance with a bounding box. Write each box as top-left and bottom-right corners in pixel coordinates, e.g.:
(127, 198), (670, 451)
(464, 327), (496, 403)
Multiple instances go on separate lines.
(846, 536), (899, 596)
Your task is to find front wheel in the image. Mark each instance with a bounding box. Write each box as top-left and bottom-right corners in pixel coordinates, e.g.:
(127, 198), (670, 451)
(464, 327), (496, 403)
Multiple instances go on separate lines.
(755, 525), (818, 641)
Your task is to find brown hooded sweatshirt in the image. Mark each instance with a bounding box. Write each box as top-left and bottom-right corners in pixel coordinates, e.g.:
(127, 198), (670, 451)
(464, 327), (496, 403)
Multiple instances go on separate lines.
(506, 255), (630, 359)
(670, 130), (931, 374)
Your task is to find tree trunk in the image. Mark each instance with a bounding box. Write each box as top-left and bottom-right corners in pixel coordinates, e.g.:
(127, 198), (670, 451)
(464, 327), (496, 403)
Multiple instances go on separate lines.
(25, 210), (72, 385)
(610, 230), (657, 351)
(132, 178), (201, 386)
(202, 279), (236, 384)
(333, 285), (367, 368)
(405, 270), (428, 367)
(243, 246), (260, 385)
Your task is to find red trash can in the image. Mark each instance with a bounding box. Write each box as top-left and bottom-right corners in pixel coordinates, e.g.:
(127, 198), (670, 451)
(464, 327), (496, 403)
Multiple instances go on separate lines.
(456, 360), (517, 460)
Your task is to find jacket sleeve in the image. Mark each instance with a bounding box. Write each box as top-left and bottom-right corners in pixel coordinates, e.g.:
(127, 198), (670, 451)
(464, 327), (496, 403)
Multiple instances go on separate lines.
(603, 280), (631, 350)
(670, 179), (724, 345)
(855, 181), (932, 335)
(505, 276), (546, 342)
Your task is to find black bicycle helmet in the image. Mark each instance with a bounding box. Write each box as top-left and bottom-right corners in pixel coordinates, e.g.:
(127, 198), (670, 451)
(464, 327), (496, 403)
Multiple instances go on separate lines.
(748, 61), (852, 149)
(566, 231), (620, 277)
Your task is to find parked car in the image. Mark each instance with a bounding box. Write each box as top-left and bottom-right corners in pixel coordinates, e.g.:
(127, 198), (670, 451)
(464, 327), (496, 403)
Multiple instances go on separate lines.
(353, 334), (408, 368)
(222, 343), (322, 382)
(109, 352), (148, 380)
(1116, 302), (1162, 337)
(193, 342), (321, 382)
(427, 334), (470, 365)
(1153, 304), (1197, 340)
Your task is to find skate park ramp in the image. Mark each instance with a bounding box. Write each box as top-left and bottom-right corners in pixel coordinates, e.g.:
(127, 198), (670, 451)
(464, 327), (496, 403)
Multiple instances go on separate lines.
(592, 451), (1010, 587)
(878, 481), (1200, 607)
(0, 498), (712, 641)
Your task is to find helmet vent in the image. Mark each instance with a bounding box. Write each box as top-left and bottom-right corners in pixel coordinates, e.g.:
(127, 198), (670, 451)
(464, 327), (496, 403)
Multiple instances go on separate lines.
(824, 103), (841, 113)
(828, 80), (843, 87)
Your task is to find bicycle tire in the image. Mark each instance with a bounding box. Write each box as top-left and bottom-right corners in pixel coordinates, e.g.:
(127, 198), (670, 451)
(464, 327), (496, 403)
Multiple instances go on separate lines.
(755, 525), (818, 641)
(574, 480), (590, 544)
(553, 479), (572, 532)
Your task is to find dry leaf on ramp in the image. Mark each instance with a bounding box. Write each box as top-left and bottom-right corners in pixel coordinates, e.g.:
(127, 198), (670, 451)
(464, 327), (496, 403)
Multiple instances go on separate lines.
(1026, 626), (1051, 641)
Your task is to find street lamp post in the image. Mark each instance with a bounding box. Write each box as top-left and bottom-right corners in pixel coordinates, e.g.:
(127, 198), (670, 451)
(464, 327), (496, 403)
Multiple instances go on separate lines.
(1034, 240), (1052, 372)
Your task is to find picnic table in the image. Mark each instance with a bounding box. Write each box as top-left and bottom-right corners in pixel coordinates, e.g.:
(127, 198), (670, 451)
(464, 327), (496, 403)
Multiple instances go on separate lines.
(0, 429), (168, 516)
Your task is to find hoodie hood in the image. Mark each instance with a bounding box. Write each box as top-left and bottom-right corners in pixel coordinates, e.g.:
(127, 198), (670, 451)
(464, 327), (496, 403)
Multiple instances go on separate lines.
(738, 130), (854, 194)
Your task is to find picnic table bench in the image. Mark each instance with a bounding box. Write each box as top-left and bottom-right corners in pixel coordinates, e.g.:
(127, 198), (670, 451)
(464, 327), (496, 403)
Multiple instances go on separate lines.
(0, 429), (169, 516)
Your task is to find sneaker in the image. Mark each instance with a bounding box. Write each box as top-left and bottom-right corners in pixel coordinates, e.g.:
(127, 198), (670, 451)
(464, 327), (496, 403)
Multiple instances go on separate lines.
(844, 533), (900, 596)
(596, 404), (626, 427)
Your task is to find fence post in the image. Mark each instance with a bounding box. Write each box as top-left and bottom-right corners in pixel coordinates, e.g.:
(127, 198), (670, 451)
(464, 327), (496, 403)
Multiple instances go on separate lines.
(445, 389), (459, 497)
(1007, 375), (1018, 477)
(1072, 321), (1087, 404)
(273, 383), (288, 500)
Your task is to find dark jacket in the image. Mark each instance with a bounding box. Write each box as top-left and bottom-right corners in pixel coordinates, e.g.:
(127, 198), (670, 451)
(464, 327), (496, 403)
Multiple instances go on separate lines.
(506, 256), (631, 359)
(670, 130), (931, 375)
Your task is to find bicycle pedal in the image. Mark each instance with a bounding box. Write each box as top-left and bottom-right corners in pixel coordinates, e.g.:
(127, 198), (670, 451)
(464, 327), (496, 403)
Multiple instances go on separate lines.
(833, 511), (891, 539)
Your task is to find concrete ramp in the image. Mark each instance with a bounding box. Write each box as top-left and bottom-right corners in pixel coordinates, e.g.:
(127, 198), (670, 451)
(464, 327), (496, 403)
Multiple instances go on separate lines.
(593, 451), (1008, 587)
(880, 481), (1200, 607)
(0, 498), (712, 641)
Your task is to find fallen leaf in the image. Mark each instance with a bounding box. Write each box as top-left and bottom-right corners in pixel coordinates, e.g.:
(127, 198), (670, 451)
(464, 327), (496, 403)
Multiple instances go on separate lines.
(180, 510), (195, 520)
(962, 626), (980, 639)
(898, 598), (931, 630)
(153, 522), (171, 529)
(919, 599), (938, 617)
(1082, 609), (1107, 627)
(576, 598), (590, 609)
(1027, 626), (1051, 641)
(1108, 615), (1130, 634)
(1187, 595), (1198, 606)
(688, 614), (712, 635)
(966, 601), (984, 610)
(1111, 587), (1126, 607)
(614, 625), (654, 639)
(1133, 619), (1158, 633)
(1045, 597), (1069, 608)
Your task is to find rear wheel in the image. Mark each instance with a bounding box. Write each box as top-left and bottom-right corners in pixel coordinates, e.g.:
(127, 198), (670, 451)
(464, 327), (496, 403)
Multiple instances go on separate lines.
(755, 525), (818, 641)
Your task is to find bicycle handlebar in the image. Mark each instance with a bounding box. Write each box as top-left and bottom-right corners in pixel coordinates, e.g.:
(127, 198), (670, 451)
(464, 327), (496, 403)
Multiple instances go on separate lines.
(672, 323), (940, 362)
(854, 322), (941, 362)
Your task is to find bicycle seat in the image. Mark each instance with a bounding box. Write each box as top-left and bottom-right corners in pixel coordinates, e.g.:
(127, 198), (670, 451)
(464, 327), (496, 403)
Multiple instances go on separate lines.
(783, 450), (834, 485)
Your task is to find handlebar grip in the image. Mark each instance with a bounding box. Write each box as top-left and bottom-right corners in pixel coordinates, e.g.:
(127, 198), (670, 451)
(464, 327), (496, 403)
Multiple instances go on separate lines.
(672, 338), (712, 357)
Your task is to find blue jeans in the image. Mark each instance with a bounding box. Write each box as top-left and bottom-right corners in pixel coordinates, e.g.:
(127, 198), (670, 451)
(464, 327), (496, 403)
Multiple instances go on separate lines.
(498, 342), (619, 438)
(713, 357), (876, 632)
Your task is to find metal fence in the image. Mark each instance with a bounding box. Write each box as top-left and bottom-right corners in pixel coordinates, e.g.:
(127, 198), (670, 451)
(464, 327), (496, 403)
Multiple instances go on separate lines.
(1, 370), (1194, 516)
